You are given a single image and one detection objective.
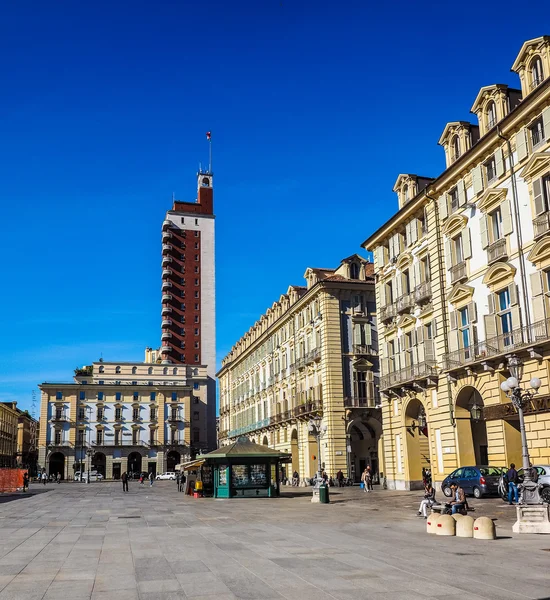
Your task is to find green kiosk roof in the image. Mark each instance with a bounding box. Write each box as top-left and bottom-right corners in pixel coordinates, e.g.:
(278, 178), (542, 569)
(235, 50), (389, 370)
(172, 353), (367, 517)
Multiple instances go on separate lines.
(203, 438), (291, 460)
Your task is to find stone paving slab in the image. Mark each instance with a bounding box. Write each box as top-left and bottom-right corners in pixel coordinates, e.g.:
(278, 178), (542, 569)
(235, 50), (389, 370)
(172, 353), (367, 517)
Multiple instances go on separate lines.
(1, 482), (550, 600)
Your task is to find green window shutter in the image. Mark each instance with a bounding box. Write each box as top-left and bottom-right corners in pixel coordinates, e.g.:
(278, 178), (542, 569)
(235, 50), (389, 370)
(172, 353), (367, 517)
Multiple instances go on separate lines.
(533, 178), (546, 216)
(353, 325), (362, 346)
(530, 271), (546, 323)
(501, 198), (513, 236)
(484, 314), (498, 340)
(543, 107), (550, 142)
(411, 219), (418, 244)
(413, 260), (422, 287)
(364, 323), (372, 346)
(516, 128), (528, 162)
(480, 214), (489, 249)
(462, 227), (472, 260)
(472, 165), (483, 195)
(458, 180), (467, 207)
(439, 195), (448, 220)
(495, 149), (505, 178)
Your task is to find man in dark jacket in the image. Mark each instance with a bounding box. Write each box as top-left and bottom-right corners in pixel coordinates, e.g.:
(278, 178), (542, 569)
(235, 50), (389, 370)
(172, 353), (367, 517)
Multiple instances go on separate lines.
(121, 471), (129, 492)
(507, 463), (519, 505)
(449, 482), (466, 514)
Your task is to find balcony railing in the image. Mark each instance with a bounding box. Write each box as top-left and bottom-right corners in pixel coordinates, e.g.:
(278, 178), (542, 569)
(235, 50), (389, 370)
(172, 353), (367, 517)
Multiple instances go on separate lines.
(380, 303), (397, 323)
(305, 348), (321, 364)
(51, 415), (69, 423)
(397, 293), (414, 313)
(414, 281), (431, 304)
(93, 440), (148, 447)
(450, 261), (467, 284)
(47, 441), (73, 448)
(353, 344), (375, 356)
(380, 362), (438, 391)
(487, 238), (507, 265)
(534, 212), (550, 239)
(443, 317), (550, 371)
(344, 396), (378, 409)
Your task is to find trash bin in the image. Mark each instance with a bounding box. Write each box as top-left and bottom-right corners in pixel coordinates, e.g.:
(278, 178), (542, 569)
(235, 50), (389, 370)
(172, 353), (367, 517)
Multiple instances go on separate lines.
(319, 483), (330, 504)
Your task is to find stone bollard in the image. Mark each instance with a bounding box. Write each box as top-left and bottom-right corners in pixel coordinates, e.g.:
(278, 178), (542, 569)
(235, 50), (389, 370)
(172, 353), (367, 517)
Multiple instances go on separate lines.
(456, 515), (475, 538)
(426, 512), (441, 534)
(436, 514), (456, 536)
(451, 513), (463, 522)
(473, 517), (496, 540)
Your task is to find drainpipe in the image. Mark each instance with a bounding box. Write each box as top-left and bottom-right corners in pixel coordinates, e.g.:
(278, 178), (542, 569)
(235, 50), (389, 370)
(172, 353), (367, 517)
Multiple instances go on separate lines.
(496, 126), (530, 332)
(424, 191), (456, 427)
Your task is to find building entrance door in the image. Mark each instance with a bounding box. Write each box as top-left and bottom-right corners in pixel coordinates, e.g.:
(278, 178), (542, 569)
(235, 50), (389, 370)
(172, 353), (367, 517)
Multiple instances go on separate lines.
(112, 463), (121, 480)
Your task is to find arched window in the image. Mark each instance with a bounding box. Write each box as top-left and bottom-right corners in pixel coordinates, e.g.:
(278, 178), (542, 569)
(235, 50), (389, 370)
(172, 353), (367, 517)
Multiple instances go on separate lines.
(531, 56), (544, 89)
(98, 366), (104, 374)
(451, 136), (461, 161)
(115, 366), (121, 374)
(172, 368), (178, 375)
(403, 184), (409, 203)
(202, 177), (210, 187)
(132, 367), (137, 375)
(163, 367), (168, 375)
(486, 101), (497, 129)
(148, 367), (153, 375)
(350, 263), (360, 279)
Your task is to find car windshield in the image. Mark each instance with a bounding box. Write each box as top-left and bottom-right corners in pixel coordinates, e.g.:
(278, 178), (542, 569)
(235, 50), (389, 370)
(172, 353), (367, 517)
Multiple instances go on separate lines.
(479, 467), (504, 476)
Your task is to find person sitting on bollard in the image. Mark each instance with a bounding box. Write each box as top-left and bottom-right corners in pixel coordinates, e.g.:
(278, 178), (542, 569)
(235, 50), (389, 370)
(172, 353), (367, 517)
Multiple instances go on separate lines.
(449, 482), (466, 515)
(506, 463), (519, 505)
(417, 483), (436, 519)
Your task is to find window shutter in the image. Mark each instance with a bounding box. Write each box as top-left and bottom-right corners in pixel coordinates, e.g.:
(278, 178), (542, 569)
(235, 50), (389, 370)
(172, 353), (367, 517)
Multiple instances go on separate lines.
(395, 274), (403, 298)
(458, 180), (467, 206)
(530, 272), (547, 323)
(462, 227), (472, 260)
(467, 301), (477, 323)
(510, 305), (521, 331)
(425, 339), (435, 362)
(444, 238), (452, 268)
(353, 325), (362, 346)
(450, 310), (458, 330)
(416, 326), (424, 344)
(543, 107), (550, 142)
(516, 128), (528, 162)
(413, 260), (422, 287)
(411, 219), (418, 244)
(365, 323), (372, 346)
(495, 148), (505, 178)
(439, 195), (448, 220)
(501, 198), (513, 236)
(484, 314), (498, 340)
(449, 330), (459, 353)
(472, 165), (483, 195)
(416, 341), (425, 364)
(373, 247), (379, 270)
(480, 214), (489, 249)
(487, 292), (495, 314)
(379, 282), (386, 306)
(533, 178), (546, 216)
(509, 283), (518, 305)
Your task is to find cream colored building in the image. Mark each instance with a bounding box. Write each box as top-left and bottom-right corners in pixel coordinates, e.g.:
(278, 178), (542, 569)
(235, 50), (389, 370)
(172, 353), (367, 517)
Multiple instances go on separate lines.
(38, 359), (208, 479)
(363, 36), (550, 491)
(218, 255), (382, 483)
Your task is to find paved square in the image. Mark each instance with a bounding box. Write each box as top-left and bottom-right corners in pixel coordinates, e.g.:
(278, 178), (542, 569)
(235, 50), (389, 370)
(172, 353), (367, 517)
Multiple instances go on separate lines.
(1, 482), (549, 599)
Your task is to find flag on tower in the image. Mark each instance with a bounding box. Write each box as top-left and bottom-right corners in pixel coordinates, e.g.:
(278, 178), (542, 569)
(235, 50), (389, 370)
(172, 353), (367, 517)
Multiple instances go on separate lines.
(206, 131), (211, 140)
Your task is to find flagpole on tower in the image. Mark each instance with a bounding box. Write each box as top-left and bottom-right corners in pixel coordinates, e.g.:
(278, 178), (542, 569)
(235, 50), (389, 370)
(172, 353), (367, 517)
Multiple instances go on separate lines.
(206, 131), (212, 172)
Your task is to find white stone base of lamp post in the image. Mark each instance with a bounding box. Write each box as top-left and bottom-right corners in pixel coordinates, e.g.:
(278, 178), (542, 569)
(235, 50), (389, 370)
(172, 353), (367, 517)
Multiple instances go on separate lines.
(513, 504), (550, 534)
(311, 487), (320, 503)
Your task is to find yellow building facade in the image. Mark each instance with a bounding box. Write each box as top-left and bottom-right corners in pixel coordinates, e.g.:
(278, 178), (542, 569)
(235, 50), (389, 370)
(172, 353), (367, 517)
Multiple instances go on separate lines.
(363, 36), (550, 491)
(218, 256), (382, 483)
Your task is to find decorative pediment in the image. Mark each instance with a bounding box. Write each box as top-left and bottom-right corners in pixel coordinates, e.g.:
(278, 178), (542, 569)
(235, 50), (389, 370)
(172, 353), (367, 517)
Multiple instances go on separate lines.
(482, 261), (517, 288)
(528, 237), (550, 266)
(442, 214), (468, 237)
(396, 252), (413, 270)
(438, 121), (471, 146)
(511, 36), (550, 72)
(448, 283), (475, 306)
(519, 152), (550, 182)
(477, 187), (508, 213)
(470, 84), (508, 114)
(383, 324), (397, 338)
(396, 314), (416, 330)
(352, 358), (373, 370)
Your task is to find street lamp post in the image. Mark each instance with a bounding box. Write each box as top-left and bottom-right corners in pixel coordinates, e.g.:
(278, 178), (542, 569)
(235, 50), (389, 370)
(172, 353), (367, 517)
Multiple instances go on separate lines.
(86, 406), (92, 485)
(308, 414), (327, 502)
(500, 356), (542, 505)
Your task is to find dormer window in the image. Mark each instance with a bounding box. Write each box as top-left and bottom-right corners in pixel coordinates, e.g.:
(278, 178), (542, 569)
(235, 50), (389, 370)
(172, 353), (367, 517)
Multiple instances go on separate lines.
(98, 365), (104, 374)
(403, 184), (409, 203)
(350, 263), (360, 279)
(451, 136), (461, 162)
(531, 56), (544, 90)
(487, 102), (497, 130)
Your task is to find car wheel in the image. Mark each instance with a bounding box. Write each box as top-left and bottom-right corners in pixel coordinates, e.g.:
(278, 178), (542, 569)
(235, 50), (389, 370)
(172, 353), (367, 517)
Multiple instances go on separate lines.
(541, 486), (550, 503)
(442, 485), (453, 498)
(473, 486), (482, 499)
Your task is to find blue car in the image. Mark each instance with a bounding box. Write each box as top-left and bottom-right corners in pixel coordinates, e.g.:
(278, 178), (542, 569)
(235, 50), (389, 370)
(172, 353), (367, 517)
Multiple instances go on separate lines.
(441, 466), (504, 499)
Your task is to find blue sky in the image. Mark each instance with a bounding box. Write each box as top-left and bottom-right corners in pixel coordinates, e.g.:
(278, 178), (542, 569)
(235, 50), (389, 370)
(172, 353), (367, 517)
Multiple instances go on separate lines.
(0, 0), (544, 412)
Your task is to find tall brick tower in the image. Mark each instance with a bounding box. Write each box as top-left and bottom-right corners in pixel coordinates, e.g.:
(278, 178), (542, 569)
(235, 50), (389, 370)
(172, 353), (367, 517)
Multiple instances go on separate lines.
(161, 169), (216, 449)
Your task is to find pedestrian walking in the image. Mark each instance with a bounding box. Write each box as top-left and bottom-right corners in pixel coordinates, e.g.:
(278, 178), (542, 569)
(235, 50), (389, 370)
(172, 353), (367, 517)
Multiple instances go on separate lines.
(361, 468), (368, 492)
(121, 471), (129, 492)
(336, 470), (344, 488)
(139, 473), (144, 485)
(23, 472), (29, 492)
(506, 463), (519, 505)
(176, 472), (181, 488)
(149, 472), (154, 487)
(42, 471), (47, 486)
(179, 472), (186, 492)
(366, 466), (373, 491)
(56, 473), (61, 484)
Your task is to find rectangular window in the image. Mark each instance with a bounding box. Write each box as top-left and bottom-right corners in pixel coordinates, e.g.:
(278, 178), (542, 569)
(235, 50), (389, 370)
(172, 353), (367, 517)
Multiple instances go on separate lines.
(194, 315), (199, 323)
(114, 430), (120, 445)
(453, 234), (464, 264)
(133, 392), (138, 400)
(484, 156), (497, 183)
(386, 280), (394, 304)
(498, 288), (513, 343)
(96, 430), (103, 445)
(194, 266), (199, 273)
(115, 392), (121, 401)
(194, 291), (199, 298)
(193, 396), (199, 404)
(195, 218), (199, 225)
(195, 242), (199, 249)
(132, 429), (138, 445)
(172, 392), (177, 401)
(530, 118), (545, 149)
(450, 187), (459, 212)
(490, 207), (503, 242)
(459, 306), (471, 349)
(195, 254), (199, 261)
(98, 392), (104, 401)
(193, 428), (200, 443)
(421, 256), (430, 281)
(78, 407), (85, 420)
(388, 340), (396, 372)
(195, 230), (199, 236)
(533, 175), (550, 216)
(402, 269), (411, 294)
(150, 408), (156, 421)
(181, 217), (184, 224)
(194, 341), (199, 349)
(150, 392), (156, 401)
(133, 408), (139, 420)
(194, 328), (199, 335)
(97, 407), (104, 420)
(55, 430), (62, 445)
(193, 383), (200, 390)
(195, 354), (199, 362)
(79, 391), (85, 400)
(98, 381), (104, 385)
(115, 408), (122, 420)
(194, 278), (199, 285)
(56, 391), (63, 400)
(77, 429), (85, 444)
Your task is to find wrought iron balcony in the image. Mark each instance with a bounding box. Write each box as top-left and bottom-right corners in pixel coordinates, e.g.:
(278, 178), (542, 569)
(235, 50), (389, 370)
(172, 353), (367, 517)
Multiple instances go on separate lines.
(93, 440), (148, 447)
(380, 362), (438, 391)
(397, 293), (414, 313)
(344, 396), (378, 409)
(51, 415), (69, 423)
(414, 281), (431, 304)
(47, 441), (73, 448)
(379, 303), (397, 323)
(534, 212), (550, 239)
(487, 238), (507, 265)
(450, 261), (467, 284)
(531, 77), (544, 91)
(353, 344), (375, 356)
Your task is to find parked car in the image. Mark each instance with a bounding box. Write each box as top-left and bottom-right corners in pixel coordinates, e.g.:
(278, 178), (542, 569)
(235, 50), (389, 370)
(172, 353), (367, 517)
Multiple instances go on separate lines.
(441, 466), (505, 498)
(498, 465), (550, 503)
(156, 472), (176, 480)
(74, 471), (104, 482)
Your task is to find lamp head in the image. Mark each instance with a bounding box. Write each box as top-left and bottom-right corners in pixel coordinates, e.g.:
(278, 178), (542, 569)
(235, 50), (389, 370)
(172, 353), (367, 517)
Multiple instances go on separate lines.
(530, 377), (542, 390)
(500, 381), (510, 393)
(506, 376), (519, 390)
